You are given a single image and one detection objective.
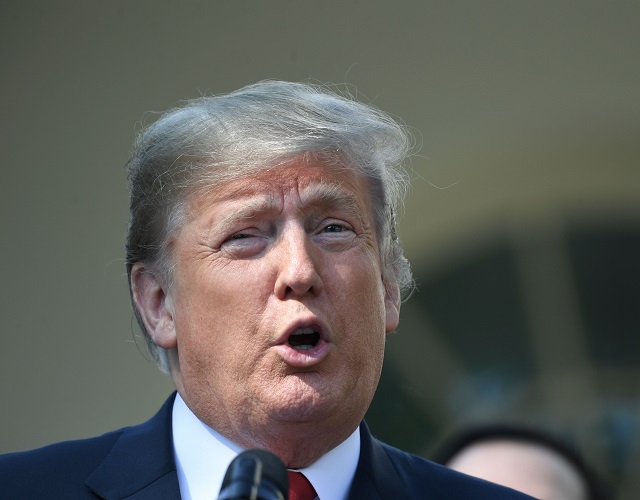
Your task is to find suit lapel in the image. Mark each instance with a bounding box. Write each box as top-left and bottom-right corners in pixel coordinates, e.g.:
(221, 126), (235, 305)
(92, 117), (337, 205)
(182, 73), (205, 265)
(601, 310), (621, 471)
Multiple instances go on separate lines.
(85, 393), (181, 500)
(348, 421), (410, 499)
(83, 401), (412, 499)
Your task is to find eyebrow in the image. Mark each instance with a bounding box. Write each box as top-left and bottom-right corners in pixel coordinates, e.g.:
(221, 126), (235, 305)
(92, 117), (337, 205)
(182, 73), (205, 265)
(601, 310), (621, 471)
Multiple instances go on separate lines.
(216, 194), (280, 227)
(300, 181), (363, 217)
(214, 180), (367, 229)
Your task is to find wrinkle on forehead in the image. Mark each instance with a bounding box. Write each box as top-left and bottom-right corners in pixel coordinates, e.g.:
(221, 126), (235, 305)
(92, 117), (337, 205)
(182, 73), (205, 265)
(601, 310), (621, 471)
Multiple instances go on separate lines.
(209, 181), (369, 233)
(187, 162), (371, 225)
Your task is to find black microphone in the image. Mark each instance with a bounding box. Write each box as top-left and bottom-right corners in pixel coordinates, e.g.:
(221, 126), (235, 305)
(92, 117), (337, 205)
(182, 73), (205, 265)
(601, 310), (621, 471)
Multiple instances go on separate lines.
(218, 449), (289, 500)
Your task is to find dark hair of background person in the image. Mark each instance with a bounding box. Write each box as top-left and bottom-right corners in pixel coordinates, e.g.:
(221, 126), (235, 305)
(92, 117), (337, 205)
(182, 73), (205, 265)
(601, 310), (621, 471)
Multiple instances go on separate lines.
(431, 424), (613, 500)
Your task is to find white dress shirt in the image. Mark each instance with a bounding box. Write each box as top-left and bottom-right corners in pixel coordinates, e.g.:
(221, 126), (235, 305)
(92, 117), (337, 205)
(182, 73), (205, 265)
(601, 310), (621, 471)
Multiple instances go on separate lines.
(172, 393), (360, 500)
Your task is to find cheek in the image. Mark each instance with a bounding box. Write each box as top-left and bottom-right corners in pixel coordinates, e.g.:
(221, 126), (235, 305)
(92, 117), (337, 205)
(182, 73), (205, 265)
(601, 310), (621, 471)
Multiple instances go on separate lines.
(340, 255), (387, 315)
(173, 266), (270, 359)
(335, 260), (387, 351)
(177, 257), (268, 316)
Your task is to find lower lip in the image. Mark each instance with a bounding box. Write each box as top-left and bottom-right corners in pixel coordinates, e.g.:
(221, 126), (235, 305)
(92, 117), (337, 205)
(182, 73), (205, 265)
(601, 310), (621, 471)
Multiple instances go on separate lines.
(273, 339), (331, 367)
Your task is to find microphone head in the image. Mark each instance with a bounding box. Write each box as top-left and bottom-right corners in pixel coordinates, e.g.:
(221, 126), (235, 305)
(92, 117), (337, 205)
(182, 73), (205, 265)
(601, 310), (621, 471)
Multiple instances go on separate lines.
(219, 449), (289, 500)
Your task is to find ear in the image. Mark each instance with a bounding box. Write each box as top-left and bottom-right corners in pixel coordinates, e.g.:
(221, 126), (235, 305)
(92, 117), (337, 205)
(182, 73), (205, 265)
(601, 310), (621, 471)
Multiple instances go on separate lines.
(130, 263), (177, 349)
(384, 282), (401, 333)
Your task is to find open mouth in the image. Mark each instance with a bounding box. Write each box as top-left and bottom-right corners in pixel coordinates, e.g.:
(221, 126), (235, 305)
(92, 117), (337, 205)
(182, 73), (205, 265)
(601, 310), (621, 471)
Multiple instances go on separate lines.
(288, 327), (321, 350)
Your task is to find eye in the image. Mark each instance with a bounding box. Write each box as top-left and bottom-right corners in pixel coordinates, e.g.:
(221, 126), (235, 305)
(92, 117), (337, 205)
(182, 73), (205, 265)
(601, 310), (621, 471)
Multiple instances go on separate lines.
(229, 232), (252, 240)
(323, 223), (345, 233)
(314, 220), (355, 251)
(221, 231), (255, 245)
(316, 220), (355, 239)
(220, 230), (267, 257)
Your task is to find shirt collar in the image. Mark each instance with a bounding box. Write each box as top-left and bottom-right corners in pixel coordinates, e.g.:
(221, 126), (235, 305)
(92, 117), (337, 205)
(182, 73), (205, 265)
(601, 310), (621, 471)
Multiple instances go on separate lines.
(292, 426), (360, 500)
(172, 392), (360, 500)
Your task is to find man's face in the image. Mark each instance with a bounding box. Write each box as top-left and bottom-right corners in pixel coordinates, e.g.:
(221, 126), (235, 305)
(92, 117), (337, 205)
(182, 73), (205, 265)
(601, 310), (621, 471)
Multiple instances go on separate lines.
(134, 158), (400, 458)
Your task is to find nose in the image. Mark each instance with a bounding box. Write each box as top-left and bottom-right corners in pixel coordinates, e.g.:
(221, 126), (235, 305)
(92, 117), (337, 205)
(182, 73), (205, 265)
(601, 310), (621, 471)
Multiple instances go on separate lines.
(273, 226), (324, 299)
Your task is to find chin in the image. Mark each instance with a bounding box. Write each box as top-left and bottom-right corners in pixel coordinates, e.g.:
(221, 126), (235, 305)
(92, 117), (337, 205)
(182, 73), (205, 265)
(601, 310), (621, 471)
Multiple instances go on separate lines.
(261, 382), (339, 424)
(269, 396), (334, 424)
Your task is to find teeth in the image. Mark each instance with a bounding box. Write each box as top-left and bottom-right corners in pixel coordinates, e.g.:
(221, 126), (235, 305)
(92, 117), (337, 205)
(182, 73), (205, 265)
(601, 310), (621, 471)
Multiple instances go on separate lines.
(288, 327), (320, 350)
(292, 327), (315, 335)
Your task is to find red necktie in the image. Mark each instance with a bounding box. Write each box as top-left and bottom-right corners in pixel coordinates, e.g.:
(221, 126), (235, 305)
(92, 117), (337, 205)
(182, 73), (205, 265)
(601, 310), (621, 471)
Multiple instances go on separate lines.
(288, 471), (317, 500)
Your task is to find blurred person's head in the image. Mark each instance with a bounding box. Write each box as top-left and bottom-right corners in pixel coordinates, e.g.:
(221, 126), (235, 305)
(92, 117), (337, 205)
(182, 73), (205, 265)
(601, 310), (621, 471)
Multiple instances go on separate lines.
(433, 424), (610, 500)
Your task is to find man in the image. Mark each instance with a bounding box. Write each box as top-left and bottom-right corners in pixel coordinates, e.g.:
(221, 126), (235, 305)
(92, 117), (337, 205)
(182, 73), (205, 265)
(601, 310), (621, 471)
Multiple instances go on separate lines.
(0, 81), (532, 499)
(433, 424), (612, 500)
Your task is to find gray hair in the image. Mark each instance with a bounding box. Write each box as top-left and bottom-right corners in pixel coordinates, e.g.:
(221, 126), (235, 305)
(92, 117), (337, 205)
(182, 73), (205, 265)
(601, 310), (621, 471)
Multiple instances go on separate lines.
(125, 80), (413, 372)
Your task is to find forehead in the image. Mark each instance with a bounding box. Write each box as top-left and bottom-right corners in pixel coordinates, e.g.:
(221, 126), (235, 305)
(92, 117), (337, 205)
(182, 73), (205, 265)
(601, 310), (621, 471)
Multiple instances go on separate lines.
(189, 158), (373, 212)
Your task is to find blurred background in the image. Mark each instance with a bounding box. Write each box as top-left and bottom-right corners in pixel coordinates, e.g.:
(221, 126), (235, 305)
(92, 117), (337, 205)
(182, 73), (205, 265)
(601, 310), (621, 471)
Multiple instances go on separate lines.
(2, 1), (638, 497)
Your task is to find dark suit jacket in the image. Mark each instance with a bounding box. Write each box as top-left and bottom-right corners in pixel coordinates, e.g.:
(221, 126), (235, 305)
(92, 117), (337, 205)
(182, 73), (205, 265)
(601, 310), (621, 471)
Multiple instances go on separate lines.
(0, 393), (533, 499)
